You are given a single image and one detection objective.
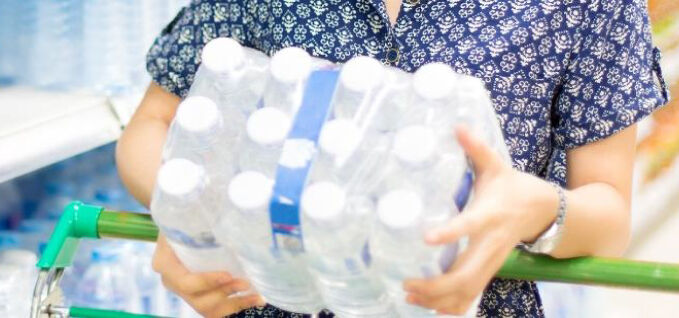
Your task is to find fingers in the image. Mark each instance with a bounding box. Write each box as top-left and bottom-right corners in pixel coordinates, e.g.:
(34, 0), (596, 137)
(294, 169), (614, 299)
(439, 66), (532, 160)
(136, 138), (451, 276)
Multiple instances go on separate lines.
(189, 290), (262, 318)
(425, 203), (501, 245)
(209, 294), (266, 318)
(404, 232), (515, 314)
(455, 125), (502, 175)
(425, 210), (483, 244)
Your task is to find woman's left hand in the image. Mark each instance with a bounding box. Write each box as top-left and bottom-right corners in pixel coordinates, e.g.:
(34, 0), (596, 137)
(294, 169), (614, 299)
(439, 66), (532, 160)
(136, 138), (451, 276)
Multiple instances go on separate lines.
(402, 126), (559, 315)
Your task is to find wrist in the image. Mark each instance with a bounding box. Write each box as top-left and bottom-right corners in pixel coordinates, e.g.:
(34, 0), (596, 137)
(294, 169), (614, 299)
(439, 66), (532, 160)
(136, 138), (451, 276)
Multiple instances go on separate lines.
(516, 174), (561, 243)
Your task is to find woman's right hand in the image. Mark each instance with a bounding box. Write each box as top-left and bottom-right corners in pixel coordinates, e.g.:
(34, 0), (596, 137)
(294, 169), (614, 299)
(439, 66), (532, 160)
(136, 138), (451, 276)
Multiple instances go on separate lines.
(152, 235), (265, 318)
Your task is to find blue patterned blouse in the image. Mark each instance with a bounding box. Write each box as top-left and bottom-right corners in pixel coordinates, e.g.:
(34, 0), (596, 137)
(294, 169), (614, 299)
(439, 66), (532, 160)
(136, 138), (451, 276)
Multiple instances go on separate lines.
(146, 0), (669, 317)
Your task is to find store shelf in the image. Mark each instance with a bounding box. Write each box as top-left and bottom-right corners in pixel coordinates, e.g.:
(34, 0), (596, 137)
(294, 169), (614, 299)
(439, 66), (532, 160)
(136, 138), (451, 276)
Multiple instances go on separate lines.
(630, 156), (679, 250)
(0, 87), (137, 183)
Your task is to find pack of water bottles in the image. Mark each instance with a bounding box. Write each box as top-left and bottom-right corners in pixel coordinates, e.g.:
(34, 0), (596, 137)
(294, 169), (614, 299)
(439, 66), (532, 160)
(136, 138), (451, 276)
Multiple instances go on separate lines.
(151, 37), (509, 317)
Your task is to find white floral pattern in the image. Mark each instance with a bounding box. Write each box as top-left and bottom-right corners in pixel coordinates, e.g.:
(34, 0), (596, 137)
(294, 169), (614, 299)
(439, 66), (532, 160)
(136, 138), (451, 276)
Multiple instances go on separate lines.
(146, 0), (669, 317)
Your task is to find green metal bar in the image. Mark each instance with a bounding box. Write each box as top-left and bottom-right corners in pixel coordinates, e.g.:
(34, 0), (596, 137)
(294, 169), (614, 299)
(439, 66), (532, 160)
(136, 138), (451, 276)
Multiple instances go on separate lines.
(94, 206), (679, 292)
(69, 306), (168, 318)
(498, 250), (679, 292)
(37, 202), (102, 269)
(97, 210), (158, 242)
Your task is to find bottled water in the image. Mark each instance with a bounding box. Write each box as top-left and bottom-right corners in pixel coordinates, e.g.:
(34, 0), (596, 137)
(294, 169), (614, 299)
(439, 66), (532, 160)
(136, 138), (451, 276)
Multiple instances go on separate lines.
(301, 181), (394, 317)
(82, 0), (136, 93)
(371, 111), (472, 316)
(217, 170), (323, 314)
(190, 37), (269, 116)
(151, 158), (244, 274)
(262, 47), (313, 115)
(238, 107), (293, 177)
(0, 181), (22, 229)
(0, 261), (35, 317)
(164, 96), (237, 184)
(29, 0), (83, 88)
(0, 231), (22, 251)
(18, 218), (55, 254)
(74, 245), (139, 311)
(0, 0), (20, 85)
(37, 180), (76, 221)
(124, 242), (164, 315)
(332, 56), (386, 120)
(236, 47), (313, 176)
(372, 190), (462, 317)
(412, 63), (510, 162)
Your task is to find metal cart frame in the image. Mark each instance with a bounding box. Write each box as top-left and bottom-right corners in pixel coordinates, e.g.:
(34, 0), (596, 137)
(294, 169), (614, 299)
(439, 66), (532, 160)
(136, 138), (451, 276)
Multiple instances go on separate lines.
(30, 201), (679, 317)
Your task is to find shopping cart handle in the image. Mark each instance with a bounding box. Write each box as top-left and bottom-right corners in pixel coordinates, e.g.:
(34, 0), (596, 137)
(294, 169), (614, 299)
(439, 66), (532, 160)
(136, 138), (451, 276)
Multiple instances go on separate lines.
(37, 201), (158, 269)
(37, 201), (102, 269)
(69, 306), (170, 318)
(38, 201), (679, 292)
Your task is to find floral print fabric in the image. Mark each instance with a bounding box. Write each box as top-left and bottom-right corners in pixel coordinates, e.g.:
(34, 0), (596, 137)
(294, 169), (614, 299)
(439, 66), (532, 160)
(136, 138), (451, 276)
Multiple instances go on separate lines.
(146, 0), (669, 316)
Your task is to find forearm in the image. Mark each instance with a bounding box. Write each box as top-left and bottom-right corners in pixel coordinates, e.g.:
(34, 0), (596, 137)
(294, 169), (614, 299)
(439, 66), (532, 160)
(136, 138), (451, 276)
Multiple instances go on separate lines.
(115, 83), (180, 207)
(521, 178), (631, 259)
(116, 115), (169, 207)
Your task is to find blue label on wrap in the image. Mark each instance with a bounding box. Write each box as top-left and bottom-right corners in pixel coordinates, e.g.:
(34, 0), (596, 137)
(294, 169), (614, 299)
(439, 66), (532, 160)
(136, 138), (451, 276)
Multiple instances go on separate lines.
(454, 169), (474, 211)
(269, 70), (340, 252)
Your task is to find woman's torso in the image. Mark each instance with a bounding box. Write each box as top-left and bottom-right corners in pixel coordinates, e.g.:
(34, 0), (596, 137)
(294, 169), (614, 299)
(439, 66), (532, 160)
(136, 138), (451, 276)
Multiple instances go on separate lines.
(149, 0), (651, 316)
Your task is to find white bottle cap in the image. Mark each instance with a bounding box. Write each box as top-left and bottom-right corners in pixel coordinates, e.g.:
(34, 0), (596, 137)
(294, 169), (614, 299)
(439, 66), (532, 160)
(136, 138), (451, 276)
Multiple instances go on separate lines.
(228, 171), (273, 210)
(157, 159), (205, 198)
(270, 47), (312, 84)
(246, 107), (291, 145)
(377, 189), (423, 230)
(458, 75), (487, 96)
(0, 249), (37, 266)
(176, 96), (221, 135)
(340, 56), (385, 92)
(413, 62), (456, 100)
(302, 181), (347, 223)
(393, 125), (437, 166)
(201, 37), (246, 74)
(318, 119), (361, 158)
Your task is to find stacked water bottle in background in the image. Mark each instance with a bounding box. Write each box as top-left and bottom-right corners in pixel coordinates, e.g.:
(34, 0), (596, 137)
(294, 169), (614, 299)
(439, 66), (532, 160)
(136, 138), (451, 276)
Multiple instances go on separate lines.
(149, 37), (507, 317)
(0, 0), (190, 93)
(0, 142), (200, 315)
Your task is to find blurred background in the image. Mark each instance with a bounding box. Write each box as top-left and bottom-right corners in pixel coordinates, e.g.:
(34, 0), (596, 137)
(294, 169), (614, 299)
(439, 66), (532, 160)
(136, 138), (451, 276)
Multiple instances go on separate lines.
(0, 0), (677, 317)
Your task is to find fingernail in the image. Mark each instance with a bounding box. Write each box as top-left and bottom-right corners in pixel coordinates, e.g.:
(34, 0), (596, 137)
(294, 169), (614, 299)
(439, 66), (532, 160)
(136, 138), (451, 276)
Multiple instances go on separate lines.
(234, 281), (250, 292)
(218, 274), (233, 285)
(406, 295), (417, 304)
(425, 231), (439, 243)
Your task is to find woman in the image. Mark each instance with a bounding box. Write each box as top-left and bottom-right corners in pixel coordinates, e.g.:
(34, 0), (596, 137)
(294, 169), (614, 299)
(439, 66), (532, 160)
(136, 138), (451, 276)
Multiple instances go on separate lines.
(116, 0), (669, 317)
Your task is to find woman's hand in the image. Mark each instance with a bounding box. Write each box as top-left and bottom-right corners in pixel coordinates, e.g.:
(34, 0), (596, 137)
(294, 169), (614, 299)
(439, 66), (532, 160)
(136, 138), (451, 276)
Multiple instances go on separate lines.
(402, 126), (560, 315)
(152, 235), (265, 318)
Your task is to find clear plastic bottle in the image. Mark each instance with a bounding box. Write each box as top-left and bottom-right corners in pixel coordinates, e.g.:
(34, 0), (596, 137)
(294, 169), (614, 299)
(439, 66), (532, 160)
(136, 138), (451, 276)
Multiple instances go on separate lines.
(0, 0), (20, 85)
(236, 47), (313, 176)
(151, 158), (244, 274)
(371, 120), (472, 317)
(163, 96), (237, 184)
(217, 170), (323, 314)
(30, 0), (83, 88)
(18, 218), (54, 254)
(412, 63), (510, 162)
(372, 190), (463, 318)
(332, 56), (386, 120)
(301, 181), (394, 317)
(0, 262), (34, 317)
(0, 181), (22, 229)
(82, 0), (136, 93)
(190, 37), (269, 116)
(262, 47), (312, 115)
(74, 245), (138, 311)
(237, 107), (292, 177)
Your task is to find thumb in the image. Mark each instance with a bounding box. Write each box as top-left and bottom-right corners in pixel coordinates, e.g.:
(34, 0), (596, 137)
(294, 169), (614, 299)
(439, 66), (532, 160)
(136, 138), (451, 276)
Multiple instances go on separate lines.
(455, 125), (502, 175)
